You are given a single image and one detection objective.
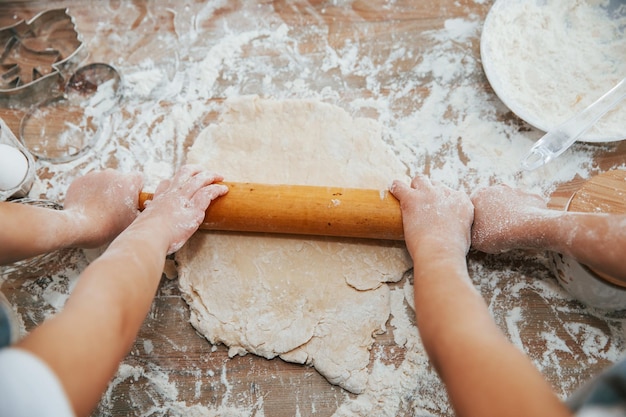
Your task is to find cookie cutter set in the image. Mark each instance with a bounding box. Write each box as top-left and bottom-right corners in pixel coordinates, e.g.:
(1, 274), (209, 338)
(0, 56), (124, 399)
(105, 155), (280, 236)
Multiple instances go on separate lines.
(0, 8), (121, 201)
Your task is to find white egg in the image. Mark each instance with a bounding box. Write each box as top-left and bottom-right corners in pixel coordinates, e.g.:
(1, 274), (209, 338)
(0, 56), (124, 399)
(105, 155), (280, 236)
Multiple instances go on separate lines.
(0, 144), (29, 191)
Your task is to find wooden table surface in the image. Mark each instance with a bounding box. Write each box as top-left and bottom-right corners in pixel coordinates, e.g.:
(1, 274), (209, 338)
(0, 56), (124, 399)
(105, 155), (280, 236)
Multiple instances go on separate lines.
(1, 1), (626, 416)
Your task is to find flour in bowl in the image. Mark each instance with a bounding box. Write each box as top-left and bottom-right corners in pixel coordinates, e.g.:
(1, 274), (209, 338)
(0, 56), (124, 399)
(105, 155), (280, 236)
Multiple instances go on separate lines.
(481, 0), (626, 141)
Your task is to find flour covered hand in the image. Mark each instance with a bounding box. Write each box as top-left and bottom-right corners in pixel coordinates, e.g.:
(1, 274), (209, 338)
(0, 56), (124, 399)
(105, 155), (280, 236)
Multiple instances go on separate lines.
(390, 174), (473, 258)
(142, 164), (228, 254)
(0, 169), (144, 265)
(391, 175), (571, 417)
(6, 165), (228, 417)
(471, 183), (626, 282)
(471, 185), (548, 254)
(63, 169), (144, 248)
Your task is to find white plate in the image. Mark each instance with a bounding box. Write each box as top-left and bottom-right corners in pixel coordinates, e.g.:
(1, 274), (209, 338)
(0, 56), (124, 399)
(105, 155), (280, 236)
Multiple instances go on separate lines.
(481, 0), (626, 142)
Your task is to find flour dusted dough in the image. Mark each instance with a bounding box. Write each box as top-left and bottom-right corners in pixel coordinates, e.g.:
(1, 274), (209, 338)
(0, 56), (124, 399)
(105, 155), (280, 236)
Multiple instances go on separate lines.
(177, 96), (411, 393)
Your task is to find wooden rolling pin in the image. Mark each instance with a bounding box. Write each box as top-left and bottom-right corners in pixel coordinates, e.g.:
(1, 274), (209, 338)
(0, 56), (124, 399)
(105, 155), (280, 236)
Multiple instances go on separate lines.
(139, 182), (405, 240)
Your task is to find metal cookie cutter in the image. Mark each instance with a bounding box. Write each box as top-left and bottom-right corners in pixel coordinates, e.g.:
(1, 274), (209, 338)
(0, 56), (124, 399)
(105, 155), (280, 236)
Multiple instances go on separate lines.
(0, 9), (122, 163)
(20, 62), (122, 163)
(0, 8), (86, 107)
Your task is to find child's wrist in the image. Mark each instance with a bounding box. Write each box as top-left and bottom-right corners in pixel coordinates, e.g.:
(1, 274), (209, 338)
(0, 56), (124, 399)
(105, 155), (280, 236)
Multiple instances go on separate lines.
(59, 209), (99, 248)
(411, 233), (469, 255)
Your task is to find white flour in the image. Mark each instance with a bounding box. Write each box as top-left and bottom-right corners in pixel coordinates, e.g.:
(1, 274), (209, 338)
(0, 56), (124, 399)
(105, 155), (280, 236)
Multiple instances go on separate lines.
(3, 1), (626, 416)
(481, 0), (626, 141)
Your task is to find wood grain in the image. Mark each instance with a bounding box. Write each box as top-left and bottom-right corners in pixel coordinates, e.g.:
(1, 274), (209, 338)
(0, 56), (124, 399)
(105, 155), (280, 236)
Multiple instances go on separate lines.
(568, 170), (626, 214)
(566, 170), (626, 287)
(1, 1), (626, 416)
(140, 182), (404, 240)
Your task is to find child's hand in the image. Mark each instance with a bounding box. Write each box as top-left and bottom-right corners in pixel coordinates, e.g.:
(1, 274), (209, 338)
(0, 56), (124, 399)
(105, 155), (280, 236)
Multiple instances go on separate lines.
(471, 185), (547, 253)
(141, 164), (228, 254)
(390, 175), (473, 257)
(64, 169), (144, 248)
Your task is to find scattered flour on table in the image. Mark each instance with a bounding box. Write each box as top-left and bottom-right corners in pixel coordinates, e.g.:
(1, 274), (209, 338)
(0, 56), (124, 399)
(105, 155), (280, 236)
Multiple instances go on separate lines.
(29, 3), (613, 202)
(6, 1), (626, 416)
(100, 363), (265, 417)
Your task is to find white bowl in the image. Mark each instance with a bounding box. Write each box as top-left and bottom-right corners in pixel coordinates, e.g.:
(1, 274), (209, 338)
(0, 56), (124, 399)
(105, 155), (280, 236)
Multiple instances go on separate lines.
(550, 252), (626, 311)
(481, 0), (626, 142)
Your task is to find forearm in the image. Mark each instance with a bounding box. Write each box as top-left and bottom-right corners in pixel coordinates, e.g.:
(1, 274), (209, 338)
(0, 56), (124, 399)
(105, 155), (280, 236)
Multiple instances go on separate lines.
(412, 247), (570, 417)
(516, 213), (626, 280)
(7, 166), (220, 417)
(0, 203), (83, 265)
(70, 216), (170, 342)
(16, 216), (170, 417)
(549, 213), (626, 281)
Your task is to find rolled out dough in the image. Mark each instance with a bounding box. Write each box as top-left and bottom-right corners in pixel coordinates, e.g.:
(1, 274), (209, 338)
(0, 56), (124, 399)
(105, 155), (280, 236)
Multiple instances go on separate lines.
(177, 95), (411, 393)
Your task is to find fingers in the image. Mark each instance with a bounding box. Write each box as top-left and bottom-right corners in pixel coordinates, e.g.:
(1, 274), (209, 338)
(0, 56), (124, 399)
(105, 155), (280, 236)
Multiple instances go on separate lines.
(121, 172), (144, 209)
(471, 184), (547, 214)
(169, 164), (224, 199)
(151, 165), (224, 202)
(203, 183), (229, 200)
(66, 169), (143, 207)
(389, 180), (410, 200)
(391, 175), (432, 192)
(470, 184), (511, 203)
(390, 174), (432, 203)
(147, 165), (227, 220)
(191, 183), (229, 211)
(410, 174), (432, 190)
(186, 171), (225, 197)
(127, 172), (144, 194)
(154, 179), (171, 196)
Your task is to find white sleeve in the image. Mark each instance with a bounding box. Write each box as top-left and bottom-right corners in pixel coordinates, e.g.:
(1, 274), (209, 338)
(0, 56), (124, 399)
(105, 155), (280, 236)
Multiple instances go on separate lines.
(0, 347), (75, 417)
